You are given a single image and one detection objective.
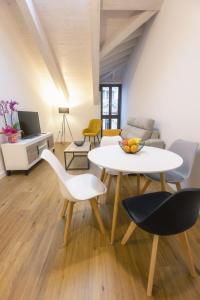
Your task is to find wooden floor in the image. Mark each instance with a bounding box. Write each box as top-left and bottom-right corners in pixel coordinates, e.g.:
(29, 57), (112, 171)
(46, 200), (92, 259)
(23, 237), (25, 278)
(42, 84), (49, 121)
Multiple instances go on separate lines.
(0, 143), (200, 300)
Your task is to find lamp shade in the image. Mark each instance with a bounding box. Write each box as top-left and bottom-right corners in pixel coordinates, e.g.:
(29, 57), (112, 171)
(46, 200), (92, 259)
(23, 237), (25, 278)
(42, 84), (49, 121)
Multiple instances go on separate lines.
(58, 107), (69, 114)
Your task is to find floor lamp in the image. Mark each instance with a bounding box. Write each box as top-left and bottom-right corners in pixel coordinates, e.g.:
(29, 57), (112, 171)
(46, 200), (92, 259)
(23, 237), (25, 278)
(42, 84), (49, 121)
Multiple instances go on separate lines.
(57, 107), (73, 143)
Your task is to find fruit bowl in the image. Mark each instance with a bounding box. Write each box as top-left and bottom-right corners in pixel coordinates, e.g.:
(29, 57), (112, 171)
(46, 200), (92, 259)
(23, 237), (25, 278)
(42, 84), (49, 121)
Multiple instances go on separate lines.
(119, 138), (144, 154)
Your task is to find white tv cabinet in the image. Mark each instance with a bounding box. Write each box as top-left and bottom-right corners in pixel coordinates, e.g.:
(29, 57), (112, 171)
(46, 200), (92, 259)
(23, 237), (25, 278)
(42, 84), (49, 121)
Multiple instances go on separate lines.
(1, 133), (54, 175)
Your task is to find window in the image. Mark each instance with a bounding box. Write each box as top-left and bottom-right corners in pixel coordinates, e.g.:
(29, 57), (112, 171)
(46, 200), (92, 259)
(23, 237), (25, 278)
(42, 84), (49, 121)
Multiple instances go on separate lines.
(100, 84), (122, 130)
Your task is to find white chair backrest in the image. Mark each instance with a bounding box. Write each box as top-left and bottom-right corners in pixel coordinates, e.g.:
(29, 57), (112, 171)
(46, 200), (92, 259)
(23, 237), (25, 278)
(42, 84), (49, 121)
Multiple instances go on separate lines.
(100, 136), (122, 147)
(41, 149), (71, 186)
(169, 139), (198, 179)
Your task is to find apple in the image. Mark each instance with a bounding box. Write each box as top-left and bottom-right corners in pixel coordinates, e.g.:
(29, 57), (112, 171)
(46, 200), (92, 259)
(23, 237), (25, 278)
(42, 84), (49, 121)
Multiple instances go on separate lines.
(122, 139), (128, 146)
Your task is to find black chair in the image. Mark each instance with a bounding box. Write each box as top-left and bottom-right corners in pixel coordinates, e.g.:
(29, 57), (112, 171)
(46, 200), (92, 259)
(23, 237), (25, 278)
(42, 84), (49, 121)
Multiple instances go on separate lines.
(121, 189), (200, 296)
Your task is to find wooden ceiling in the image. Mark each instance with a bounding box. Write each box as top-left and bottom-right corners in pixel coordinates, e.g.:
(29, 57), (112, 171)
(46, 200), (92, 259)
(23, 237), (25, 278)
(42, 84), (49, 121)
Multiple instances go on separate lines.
(6, 0), (100, 104)
(4, 0), (163, 104)
(100, 0), (163, 82)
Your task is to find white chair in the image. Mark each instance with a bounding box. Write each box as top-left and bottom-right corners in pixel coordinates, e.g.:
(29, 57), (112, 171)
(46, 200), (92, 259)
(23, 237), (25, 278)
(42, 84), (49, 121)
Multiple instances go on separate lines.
(41, 149), (107, 245)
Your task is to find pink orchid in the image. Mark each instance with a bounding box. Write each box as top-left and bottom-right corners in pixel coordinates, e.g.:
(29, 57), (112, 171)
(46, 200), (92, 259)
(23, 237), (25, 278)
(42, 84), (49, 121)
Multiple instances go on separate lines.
(0, 99), (19, 130)
(9, 100), (18, 112)
(2, 125), (18, 135)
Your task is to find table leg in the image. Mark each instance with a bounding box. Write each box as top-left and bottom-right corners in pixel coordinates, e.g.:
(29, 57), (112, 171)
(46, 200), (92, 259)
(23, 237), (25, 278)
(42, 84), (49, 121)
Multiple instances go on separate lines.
(64, 152), (67, 169)
(87, 155), (90, 169)
(137, 174), (140, 195)
(111, 172), (122, 244)
(123, 175), (133, 195)
(97, 168), (106, 204)
(105, 174), (112, 203)
(160, 172), (166, 191)
(100, 168), (106, 182)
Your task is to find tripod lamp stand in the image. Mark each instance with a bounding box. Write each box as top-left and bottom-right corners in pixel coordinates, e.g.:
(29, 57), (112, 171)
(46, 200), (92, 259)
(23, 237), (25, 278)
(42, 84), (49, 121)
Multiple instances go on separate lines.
(57, 107), (73, 143)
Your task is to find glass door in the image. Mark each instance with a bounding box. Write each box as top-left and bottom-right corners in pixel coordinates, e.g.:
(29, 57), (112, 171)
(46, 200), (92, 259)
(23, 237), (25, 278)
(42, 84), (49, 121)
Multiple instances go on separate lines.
(100, 84), (122, 130)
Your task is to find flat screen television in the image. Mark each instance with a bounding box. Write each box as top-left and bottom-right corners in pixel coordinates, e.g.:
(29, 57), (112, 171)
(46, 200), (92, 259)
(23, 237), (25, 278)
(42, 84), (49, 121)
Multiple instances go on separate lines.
(18, 111), (41, 139)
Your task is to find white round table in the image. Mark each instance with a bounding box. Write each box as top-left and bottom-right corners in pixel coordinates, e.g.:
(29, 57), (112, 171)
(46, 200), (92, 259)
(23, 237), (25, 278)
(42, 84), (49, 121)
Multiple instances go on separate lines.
(88, 145), (183, 243)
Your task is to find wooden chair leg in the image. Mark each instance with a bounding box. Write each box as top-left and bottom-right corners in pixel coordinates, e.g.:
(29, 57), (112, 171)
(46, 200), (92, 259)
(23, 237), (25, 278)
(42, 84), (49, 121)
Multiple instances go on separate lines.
(105, 174), (112, 202)
(103, 172), (108, 183)
(178, 232), (197, 277)
(100, 168), (105, 182)
(60, 199), (69, 218)
(160, 172), (166, 191)
(111, 172), (122, 244)
(121, 221), (137, 245)
(137, 174), (140, 195)
(94, 136), (95, 146)
(64, 202), (74, 246)
(107, 174), (112, 191)
(141, 179), (152, 194)
(97, 168), (106, 204)
(176, 182), (181, 191)
(89, 198), (105, 234)
(123, 175), (133, 195)
(147, 235), (159, 297)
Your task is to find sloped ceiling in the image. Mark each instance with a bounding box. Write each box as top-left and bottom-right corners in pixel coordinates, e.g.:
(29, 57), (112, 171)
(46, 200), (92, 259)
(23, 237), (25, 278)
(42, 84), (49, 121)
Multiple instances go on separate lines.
(7, 0), (99, 105)
(100, 0), (164, 82)
(33, 0), (95, 102)
(5, 0), (163, 104)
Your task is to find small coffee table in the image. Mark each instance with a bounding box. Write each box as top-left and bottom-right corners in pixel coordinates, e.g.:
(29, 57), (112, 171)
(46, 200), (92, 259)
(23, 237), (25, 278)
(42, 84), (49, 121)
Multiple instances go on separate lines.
(64, 142), (91, 170)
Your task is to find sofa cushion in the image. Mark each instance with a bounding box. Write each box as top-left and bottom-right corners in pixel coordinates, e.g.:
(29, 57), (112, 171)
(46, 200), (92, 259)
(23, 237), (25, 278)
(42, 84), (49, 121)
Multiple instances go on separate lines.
(121, 125), (152, 140)
(121, 117), (155, 140)
(144, 139), (165, 149)
(127, 117), (155, 131)
(151, 130), (160, 139)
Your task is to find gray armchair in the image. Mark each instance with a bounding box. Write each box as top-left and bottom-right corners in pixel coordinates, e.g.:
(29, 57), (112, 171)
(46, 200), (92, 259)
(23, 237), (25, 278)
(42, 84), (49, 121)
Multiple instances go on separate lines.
(121, 117), (165, 149)
(143, 139), (198, 192)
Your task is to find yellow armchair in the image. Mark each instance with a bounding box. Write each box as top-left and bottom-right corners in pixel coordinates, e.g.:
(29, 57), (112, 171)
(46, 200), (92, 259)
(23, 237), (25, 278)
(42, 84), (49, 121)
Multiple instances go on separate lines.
(103, 129), (122, 136)
(83, 119), (101, 144)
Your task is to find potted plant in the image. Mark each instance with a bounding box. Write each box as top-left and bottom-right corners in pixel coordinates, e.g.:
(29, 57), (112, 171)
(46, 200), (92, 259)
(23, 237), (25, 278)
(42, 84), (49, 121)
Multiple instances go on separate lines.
(0, 100), (19, 143)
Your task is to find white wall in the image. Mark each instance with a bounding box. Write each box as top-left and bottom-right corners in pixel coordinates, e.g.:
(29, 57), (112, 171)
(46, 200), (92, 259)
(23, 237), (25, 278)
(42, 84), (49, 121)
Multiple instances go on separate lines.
(0, 3), (57, 177)
(122, 0), (200, 187)
(0, 2), (101, 177)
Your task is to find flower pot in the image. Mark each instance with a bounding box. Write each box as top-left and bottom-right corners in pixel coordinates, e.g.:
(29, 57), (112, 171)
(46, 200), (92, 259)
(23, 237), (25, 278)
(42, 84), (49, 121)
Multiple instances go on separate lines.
(7, 133), (18, 143)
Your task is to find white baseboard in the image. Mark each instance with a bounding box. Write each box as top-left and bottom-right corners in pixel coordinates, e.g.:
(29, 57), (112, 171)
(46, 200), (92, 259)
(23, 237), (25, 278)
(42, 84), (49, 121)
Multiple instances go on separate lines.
(0, 170), (6, 179)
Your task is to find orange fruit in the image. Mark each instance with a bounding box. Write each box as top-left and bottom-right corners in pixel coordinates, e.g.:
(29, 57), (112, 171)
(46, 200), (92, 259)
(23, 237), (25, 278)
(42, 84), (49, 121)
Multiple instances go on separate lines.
(127, 138), (134, 146)
(130, 144), (138, 153)
(124, 145), (130, 153)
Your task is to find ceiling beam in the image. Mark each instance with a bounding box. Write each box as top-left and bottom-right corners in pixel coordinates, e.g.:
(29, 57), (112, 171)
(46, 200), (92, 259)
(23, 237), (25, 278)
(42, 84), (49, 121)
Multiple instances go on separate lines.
(101, 40), (137, 62)
(89, 0), (100, 105)
(101, 62), (127, 80)
(16, 0), (69, 99)
(123, 28), (143, 43)
(100, 57), (129, 75)
(100, 11), (156, 59)
(102, 0), (163, 11)
(101, 48), (134, 66)
(101, 30), (142, 62)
